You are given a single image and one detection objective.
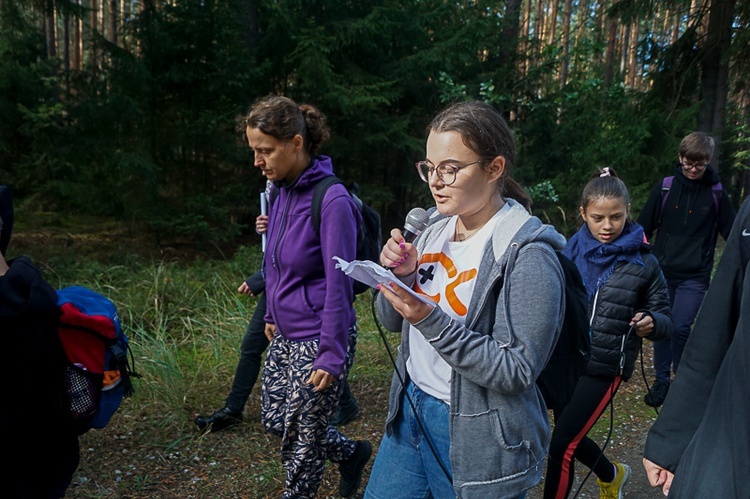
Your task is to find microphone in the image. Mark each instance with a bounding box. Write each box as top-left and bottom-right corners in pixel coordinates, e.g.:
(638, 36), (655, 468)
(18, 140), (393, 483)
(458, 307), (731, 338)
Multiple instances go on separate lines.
(403, 207), (430, 243)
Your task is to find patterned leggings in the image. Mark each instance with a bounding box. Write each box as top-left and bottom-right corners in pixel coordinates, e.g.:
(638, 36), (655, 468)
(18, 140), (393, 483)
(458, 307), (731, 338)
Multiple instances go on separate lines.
(261, 327), (358, 499)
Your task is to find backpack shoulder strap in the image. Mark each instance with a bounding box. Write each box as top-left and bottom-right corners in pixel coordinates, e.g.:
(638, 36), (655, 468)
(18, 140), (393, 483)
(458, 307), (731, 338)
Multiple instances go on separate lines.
(659, 176), (674, 216)
(661, 176), (723, 218)
(711, 182), (723, 217)
(311, 176), (345, 237)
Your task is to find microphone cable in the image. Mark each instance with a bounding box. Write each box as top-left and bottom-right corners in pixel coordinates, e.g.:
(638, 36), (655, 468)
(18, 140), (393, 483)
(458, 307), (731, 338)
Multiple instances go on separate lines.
(369, 289), (453, 483)
(638, 341), (661, 417)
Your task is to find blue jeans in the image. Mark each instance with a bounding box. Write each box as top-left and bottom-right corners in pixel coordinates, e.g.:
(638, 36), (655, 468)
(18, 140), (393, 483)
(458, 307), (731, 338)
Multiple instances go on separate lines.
(653, 278), (708, 382)
(365, 381), (528, 499)
(365, 381), (454, 499)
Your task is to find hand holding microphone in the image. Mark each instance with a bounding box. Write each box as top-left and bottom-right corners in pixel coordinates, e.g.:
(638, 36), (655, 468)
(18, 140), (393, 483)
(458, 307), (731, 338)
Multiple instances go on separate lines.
(377, 207), (435, 323)
(380, 207), (430, 277)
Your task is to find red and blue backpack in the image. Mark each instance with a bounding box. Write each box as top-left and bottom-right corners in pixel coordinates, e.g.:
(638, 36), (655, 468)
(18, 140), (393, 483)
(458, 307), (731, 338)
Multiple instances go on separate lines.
(56, 286), (139, 434)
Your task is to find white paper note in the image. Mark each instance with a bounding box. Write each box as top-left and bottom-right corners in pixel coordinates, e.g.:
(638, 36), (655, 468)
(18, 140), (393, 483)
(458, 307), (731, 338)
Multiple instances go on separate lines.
(260, 192), (267, 253)
(333, 256), (435, 305)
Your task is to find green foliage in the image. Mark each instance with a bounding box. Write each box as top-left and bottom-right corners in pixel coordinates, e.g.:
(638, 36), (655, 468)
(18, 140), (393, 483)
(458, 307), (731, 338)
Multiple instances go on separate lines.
(3, 0), (748, 244)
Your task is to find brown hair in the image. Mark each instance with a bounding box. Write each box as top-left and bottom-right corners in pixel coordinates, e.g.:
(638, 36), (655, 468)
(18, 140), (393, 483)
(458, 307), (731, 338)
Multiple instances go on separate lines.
(244, 95), (330, 156)
(580, 167), (632, 223)
(679, 132), (714, 162)
(427, 100), (532, 211)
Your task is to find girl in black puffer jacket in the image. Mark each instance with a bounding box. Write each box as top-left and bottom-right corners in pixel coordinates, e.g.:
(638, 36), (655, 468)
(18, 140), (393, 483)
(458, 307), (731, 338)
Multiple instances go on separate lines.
(543, 168), (673, 499)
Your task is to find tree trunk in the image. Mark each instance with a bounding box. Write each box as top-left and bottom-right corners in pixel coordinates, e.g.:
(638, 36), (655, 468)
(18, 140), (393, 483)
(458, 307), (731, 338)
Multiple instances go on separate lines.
(672, 3), (681, 44)
(603, 1), (618, 87)
(547, 0), (559, 45)
(241, 0), (259, 50)
(573, 0), (588, 73)
(627, 22), (639, 89)
(110, 0), (117, 45)
(46, 1), (57, 60)
(64, 7), (70, 78)
(494, 0), (522, 117)
(75, 0), (82, 69)
(697, 0), (736, 170)
(559, 0), (572, 89)
(90, 0), (98, 68)
(534, 0), (544, 56)
(619, 23), (628, 76)
(520, 0), (531, 80)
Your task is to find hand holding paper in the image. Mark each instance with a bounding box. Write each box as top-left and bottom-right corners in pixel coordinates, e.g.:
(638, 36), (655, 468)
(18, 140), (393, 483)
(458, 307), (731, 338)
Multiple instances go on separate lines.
(333, 256), (435, 305)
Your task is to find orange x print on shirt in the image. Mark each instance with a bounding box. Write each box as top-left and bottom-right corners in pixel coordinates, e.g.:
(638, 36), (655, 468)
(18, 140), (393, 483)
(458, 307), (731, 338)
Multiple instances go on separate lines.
(414, 252), (477, 317)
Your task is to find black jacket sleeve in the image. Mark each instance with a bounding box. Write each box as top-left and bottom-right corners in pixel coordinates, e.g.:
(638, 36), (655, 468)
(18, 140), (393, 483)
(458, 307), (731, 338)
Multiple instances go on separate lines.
(636, 181), (663, 242)
(717, 186), (737, 241)
(642, 259), (672, 343)
(244, 269), (265, 295)
(643, 196), (749, 472)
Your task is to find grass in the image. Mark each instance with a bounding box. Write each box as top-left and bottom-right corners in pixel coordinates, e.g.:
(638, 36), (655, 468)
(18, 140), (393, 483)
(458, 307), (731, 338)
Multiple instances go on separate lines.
(9, 221), (392, 497)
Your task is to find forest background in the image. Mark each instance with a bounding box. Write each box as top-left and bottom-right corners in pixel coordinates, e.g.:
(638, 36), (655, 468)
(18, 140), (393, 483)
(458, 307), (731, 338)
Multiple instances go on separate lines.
(1, 0), (748, 497)
(3, 0), (750, 237)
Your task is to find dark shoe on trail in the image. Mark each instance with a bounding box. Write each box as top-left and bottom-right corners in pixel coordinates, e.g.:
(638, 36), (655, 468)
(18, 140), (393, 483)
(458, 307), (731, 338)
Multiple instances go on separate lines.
(339, 440), (372, 498)
(330, 401), (361, 426)
(644, 380), (669, 408)
(195, 406), (243, 433)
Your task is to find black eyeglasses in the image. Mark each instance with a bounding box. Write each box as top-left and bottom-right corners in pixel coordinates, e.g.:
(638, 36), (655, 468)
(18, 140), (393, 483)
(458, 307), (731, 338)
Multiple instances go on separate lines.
(681, 160), (707, 171)
(415, 160), (483, 186)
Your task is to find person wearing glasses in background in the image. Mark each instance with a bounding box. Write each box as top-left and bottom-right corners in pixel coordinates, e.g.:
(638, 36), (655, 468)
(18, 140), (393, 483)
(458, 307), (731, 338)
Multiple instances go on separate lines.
(636, 132), (736, 408)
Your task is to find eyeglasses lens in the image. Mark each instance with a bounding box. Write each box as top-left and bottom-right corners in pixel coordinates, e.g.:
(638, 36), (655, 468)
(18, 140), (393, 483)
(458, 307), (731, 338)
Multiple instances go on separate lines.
(417, 163), (458, 185)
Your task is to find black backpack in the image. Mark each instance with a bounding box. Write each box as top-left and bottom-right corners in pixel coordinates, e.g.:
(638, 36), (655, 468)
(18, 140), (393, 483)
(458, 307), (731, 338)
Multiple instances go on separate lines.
(269, 176), (382, 295)
(311, 177), (382, 295)
(491, 247), (591, 412)
(536, 252), (591, 411)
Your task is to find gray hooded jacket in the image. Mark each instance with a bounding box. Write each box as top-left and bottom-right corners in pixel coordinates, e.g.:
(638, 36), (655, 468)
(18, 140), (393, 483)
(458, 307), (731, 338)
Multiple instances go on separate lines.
(376, 199), (566, 498)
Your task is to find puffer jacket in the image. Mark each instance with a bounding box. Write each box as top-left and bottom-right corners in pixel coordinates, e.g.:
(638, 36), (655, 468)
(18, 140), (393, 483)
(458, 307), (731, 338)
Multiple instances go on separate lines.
(585, 249), (672, 380)
(377, 199), (566, 498)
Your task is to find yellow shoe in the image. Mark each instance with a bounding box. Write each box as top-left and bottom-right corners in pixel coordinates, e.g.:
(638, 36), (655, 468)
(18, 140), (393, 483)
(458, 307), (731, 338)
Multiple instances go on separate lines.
(597, 462), (631, 499)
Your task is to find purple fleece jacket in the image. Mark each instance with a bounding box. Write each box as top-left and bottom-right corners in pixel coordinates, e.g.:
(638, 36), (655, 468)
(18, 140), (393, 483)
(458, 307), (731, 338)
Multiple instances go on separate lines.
(263, 156), (360, 378)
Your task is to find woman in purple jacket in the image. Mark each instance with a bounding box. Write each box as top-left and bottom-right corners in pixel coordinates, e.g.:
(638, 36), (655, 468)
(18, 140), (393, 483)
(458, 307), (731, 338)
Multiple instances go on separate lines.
(244, 95), (371, 499)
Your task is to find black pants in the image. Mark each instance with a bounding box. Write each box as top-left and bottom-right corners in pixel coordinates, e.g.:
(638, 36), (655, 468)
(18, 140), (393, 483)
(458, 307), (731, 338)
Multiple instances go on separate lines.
(224, 292), (356, 413)
(543, 374), (622, 499)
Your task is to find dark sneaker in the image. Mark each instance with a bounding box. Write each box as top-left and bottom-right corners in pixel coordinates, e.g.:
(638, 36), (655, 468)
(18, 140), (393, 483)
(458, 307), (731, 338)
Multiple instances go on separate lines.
(339, 440), (372, 498)
(195, 406), (243, 433)
(330, 401), (361, 426)
(644, 380), (670, 407)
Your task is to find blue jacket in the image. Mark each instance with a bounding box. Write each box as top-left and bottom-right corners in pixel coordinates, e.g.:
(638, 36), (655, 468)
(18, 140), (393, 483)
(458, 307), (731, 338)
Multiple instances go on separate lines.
(263, 156), (360, 378)
(377, 200), (566, 498)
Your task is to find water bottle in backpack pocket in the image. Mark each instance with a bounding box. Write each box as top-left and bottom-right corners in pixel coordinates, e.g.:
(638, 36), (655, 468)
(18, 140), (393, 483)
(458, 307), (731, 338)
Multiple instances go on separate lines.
(56, 286), (139, 434)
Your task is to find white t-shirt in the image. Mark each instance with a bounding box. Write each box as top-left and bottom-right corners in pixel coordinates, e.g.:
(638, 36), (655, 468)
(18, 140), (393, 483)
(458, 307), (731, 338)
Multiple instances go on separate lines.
(407, 205), (509, 404)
